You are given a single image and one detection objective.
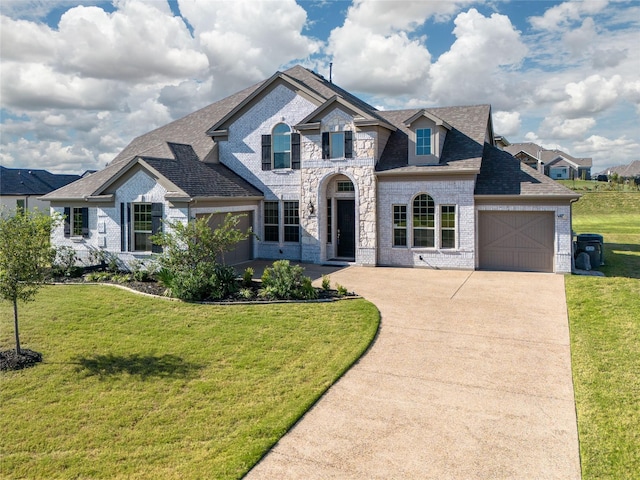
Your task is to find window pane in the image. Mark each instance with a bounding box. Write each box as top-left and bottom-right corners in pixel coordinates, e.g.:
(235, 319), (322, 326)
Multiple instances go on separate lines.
(441, 230), (455, 249)
(337, 180), (354, 192)
(416, 128), (431, 156)
(135, 232), (152, 251)
(412, 194), (435, 247)
(284, 201), (299, 243)
(394, 229), (407, 247)
(72, 208), (83, 236)
(264, 201), (279, 242)
(441, 205), (456, 249)
(393, 205), (407, 247)
(272, 123), (291, 169)
(413, 229), (434, 248)
(133, 204), (152, 251)
(264, 226), (279, 242)
(331, 132), (344, 158)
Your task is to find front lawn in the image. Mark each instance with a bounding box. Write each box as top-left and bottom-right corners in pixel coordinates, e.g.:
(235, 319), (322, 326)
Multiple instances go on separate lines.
(566, 190), (640, 478)
(0, 285), (379, 479)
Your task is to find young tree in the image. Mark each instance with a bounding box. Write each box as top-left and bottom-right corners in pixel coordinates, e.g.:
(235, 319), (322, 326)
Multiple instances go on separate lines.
(152, 213), (253, 269)
(151, 213), (253, 300)
(0, 209), (60, 355)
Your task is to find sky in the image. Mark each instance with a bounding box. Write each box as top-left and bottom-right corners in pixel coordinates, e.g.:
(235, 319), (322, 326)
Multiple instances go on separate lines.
(1, 0), (639, 175)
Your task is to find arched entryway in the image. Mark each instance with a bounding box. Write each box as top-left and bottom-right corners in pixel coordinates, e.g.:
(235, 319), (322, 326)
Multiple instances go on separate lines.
(324, 175), (356, 261)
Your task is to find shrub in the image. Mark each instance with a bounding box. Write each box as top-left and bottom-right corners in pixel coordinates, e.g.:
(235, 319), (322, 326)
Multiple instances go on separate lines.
(336, 284), (348, 297)
(321, 275), (331, 291)
(170, 264), (215, 302)
(51, 246), (83, 278)
(259, 260), (317, 300)
(127, 259), (156, 282)
(242, 267), (254, 287)
(209, 264), (238, 300)
(237, 288), (254, 300)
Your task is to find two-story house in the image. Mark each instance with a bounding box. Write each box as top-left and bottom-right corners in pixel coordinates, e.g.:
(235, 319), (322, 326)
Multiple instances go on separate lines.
(43, 65), (579, 273)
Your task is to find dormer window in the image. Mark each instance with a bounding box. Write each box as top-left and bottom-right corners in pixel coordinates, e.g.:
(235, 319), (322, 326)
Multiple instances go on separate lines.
(272, 123), (291, 169)
(322, 131), (353, 159)
(416, 128), (432, 156)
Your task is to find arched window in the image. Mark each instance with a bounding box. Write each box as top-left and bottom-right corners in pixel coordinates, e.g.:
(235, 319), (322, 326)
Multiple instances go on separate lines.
(272, 123), (291, 169)
(413, 194), (435, 248)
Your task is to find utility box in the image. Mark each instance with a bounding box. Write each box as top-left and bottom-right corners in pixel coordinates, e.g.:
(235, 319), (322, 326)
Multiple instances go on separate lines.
(576, 233), (604, 268)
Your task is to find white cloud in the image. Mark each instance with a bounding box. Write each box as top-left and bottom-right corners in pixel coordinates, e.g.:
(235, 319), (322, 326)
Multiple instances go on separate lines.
(178, 0), (320, 85)
(429, 9), (527, 107)
(529, 0), (609, 30)
(563, 17), (598, 57)
(548, 117), (597, 139)
(573, 134), (640, 171)
(555, 74), (622, 117)
(327, 21), (431, 95)
(0, 137), (105, 173)
(493, 111), (521, 137)
(345, 0), (475, 33)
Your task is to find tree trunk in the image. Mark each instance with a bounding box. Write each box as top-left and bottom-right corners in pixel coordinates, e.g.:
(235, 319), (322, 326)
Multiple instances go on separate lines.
(13, 299), (21, 355)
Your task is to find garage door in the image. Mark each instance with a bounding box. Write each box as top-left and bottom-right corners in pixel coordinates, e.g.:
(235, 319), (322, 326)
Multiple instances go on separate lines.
(478, 212), (554, 272)
(197, 212), (253, 265)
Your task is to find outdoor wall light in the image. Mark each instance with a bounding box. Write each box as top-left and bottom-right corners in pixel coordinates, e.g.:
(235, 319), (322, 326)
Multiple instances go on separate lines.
(308, 201), (315, 215)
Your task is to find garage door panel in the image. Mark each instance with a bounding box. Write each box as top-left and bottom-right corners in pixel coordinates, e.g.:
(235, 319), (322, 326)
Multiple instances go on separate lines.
(197, 212), (253, 265)
(479, 212), (554, 272)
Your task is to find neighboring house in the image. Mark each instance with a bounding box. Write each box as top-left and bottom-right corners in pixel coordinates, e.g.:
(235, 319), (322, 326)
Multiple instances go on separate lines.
(0, 166), (82, 214)
(604, 160), (640, 179)
(503, 143), (592, 180)
(43, 65), (580, 273)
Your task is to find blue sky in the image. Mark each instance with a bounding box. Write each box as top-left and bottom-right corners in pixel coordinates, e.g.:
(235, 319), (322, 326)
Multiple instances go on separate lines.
(1, 0), (639, 174)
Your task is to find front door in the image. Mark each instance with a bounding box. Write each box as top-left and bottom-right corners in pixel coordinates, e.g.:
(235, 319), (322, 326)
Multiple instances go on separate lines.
(337, 199), (355, 258)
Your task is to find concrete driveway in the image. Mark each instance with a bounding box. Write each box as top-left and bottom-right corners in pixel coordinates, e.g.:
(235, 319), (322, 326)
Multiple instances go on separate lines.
(244, 266), (580, 479)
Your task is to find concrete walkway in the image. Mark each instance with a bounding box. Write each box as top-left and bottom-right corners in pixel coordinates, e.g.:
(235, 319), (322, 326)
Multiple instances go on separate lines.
(244, 266), (581, 479)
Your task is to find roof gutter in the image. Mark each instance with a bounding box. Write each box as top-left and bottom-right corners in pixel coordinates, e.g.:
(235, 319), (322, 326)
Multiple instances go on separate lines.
(376, 167), (480, 177)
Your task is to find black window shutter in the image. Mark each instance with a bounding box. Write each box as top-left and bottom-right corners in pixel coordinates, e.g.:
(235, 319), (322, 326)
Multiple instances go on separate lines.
(291, 133), (301, 169)
(63, 207), (71, 237)
(151, 203), (163, 253)
(120, 203), (126, 251)
(127, 203), (132, 252)
(261, 135), (272, 170)
(81, 207), (89, 237)
(344, 130), (353, 158)
(322, 132), (330, 159)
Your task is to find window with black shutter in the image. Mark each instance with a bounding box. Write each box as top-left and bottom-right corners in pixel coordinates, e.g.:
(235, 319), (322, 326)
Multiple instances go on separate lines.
(64, 207), (89, 238)
(323, 131), (353, 159)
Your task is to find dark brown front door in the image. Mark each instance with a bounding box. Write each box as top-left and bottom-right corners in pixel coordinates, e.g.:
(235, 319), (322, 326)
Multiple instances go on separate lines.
(337, 199), (355, 258)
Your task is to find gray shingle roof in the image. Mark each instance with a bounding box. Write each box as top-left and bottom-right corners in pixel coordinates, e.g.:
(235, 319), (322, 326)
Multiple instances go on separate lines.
(475, 144), (579, 197)
(1, 166), (81, 196)
(376, 105), (490, 172)
(141, 144), (262, 198)
(504, 143), (592, 168)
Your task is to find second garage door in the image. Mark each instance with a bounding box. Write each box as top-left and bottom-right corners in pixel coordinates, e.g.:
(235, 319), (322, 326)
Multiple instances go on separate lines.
(478, 211), (555, 273)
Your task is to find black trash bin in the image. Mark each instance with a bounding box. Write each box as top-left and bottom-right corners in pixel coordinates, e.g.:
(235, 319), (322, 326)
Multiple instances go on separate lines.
(576, 233), (604, 267)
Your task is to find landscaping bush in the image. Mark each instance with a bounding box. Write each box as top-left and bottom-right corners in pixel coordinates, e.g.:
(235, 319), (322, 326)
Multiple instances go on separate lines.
(51, 246), (82, 278)
(259, 260), (318, 300)
(170, 263), (216, 302)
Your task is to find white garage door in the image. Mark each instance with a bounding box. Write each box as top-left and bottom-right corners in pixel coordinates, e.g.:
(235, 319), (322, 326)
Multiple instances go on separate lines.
(197, 212), (253, 265)
(478, 212), (555, 273)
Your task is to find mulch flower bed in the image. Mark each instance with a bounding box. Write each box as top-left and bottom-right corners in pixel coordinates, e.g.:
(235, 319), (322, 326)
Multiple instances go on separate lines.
(0, 349), (43, 371)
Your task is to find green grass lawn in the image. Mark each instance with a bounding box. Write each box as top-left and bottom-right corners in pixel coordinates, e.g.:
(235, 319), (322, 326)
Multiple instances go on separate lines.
(567, 190), (640, 478)
(1, 286), (379, 479)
